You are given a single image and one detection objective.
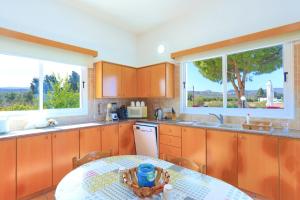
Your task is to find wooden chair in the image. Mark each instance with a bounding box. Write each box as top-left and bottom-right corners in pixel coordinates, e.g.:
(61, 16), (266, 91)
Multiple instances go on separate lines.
(72, 150), (112, 169)
(161, 154), (206, 173)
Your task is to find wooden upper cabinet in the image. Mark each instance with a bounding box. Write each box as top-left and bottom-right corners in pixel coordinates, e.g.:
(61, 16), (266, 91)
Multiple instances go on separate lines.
(121, 67), (137, 97)
(101, 124), (119, 156)
(17, 134), (52, 199)
(52, 130), (79, 185)
(182, 127), (206, 172)
(119, 122), (136, 155)
(150, 63), (166, 97)
(95, 61), (174, 98)
(238, 133), (279, 200)
(102, 62), (122, 97)
(79, 127), (101, 158)
(279, 138), (300, 200)
(149, 63), (174, 98)
(0, 138), (16, 200)
(137, 67), (151, 97)
(207, 130), (238, 186)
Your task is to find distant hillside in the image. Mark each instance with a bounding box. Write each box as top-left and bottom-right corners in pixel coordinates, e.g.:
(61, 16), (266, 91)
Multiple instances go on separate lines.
(0, 87), (30, 93)
(188, 88), (283, 98)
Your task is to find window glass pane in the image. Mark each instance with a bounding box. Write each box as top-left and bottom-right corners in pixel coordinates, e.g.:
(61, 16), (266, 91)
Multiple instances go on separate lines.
(43, 61), (81, 109)
(227, 45), (283, 109)
(0, 54), (39, 111)
(186, 57), (223, 107)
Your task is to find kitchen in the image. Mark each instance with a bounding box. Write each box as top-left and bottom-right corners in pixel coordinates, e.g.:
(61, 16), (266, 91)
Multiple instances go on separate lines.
(1, 0), (300, 200)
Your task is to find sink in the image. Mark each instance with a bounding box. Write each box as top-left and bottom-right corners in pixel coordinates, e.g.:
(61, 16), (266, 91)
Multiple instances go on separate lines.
(218, 124), (242, 129)
(196, 122), (218, 127)
(177, 121), (195, 125)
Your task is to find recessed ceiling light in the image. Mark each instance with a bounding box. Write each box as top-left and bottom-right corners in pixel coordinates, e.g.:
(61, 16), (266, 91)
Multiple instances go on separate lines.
(157, 44), (165, 54)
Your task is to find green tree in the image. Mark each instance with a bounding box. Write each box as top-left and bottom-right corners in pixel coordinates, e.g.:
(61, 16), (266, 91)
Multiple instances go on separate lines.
(68, 71), (80, 92)
(193, 45), (282, 107)
(30, 78), (39, 95)
(43, 74), (58, 94)
(44, 77), (80, 109)
(256, 88), (266, 98)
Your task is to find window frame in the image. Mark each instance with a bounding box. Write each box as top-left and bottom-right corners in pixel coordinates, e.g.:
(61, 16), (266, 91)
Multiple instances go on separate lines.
(180, 42), (295, 119)
(0, 55), (88, 118)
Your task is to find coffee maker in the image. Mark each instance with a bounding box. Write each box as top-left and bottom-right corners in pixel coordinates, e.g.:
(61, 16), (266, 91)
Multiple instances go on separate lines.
(110, 103), (119, 121)
(105, 103), (119, 121)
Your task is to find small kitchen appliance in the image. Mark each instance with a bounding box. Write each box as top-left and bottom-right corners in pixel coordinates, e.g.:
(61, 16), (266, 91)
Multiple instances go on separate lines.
(127, 106), (147, 118)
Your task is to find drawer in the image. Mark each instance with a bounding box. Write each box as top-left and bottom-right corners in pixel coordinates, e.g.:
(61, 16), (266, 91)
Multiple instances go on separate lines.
(160, 124), (181, 137)
(160, 135), (181, 148)
(159, 144), (181, 157)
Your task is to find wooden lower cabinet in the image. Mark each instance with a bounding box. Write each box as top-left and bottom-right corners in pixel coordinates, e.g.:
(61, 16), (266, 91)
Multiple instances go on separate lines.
(207, 130), (238, 186)
(17, 134), (52, 199)
(182, 127), (206, 172)
(159, 144), (181, 160)
(119, 122), (136, 155)
(279, 138), (300, 200)
(238, 133), (279, 200)
(79, 127), (101, 158)
(160, 124), (181, 137)
(52, 130), (79, 185)
(0, 138), (16, 200)
(101, 124), (119, 155)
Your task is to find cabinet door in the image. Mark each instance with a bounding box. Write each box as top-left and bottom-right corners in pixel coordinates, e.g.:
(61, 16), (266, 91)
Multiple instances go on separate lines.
(101, 124), (119, 155)
(279, 138), (300, 200)
(150, 64), (166, 97)
(121, 67), (137, 97)
(0, 138), (16, 200)
(238, 133), (279, 200)
(137, 67), (151, 97)
(182, 127), (206, 172)
(52, 130), (79, 185)
(79, 127), (101, 158)
(207, 130), (237, 186)
(102, 62), (122, 97)
(17, 134), (52, 199)
(119, 122), (136, 155)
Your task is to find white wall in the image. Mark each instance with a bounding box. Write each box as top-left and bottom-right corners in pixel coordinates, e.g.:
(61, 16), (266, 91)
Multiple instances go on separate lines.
(0, 0), (137, 66)
(137, 0), (300, 66)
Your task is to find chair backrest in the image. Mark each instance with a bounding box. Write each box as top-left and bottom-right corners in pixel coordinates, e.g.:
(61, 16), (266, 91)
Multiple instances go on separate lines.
(72, 150), (112, 169)
(161, 154), (206, 173)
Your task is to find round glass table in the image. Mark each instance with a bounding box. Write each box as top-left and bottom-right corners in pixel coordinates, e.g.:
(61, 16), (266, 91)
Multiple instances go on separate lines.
(55, 155), (252, 200)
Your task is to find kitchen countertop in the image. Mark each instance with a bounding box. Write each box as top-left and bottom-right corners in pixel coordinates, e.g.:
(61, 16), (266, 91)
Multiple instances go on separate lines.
(0, 119), (299, 140)
(0, 120), (134, 140)
(137, 119), (300, 139)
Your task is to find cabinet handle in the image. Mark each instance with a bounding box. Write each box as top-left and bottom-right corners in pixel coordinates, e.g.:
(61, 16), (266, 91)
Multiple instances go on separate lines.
(53, 134), (56, 138)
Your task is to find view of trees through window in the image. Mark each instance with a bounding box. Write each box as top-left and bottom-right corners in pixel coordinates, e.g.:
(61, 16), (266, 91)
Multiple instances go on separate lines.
(0, 54), (81, 112)
(186, 45), (284, 109)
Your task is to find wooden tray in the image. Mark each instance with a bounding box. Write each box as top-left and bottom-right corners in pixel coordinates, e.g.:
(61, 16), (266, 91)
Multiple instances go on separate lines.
(242, 120), (272, 131)
(122, 167), (170, 198)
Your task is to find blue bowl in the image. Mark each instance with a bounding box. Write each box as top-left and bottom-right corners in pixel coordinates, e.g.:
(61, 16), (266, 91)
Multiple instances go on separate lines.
(137, 163), (155, 187)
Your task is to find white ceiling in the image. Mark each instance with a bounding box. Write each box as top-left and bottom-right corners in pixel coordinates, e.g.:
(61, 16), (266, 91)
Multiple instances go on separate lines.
(61, 0), (203, 35)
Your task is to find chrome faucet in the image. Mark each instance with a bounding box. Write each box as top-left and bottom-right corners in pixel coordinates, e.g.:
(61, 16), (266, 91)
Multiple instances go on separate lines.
(209, 113), (224, 124)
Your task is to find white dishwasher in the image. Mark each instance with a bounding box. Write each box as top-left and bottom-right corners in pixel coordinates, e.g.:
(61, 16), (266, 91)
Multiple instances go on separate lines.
(133, 122), (158, 158)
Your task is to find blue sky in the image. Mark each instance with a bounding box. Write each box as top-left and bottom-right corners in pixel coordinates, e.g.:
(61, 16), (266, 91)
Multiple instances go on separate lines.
(186, 62), (284, 92)
(0, 54), (80, 88)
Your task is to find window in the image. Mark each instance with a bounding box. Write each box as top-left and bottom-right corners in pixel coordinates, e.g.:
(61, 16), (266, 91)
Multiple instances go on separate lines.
(181, 43), (294, 118)
(0, 54), (88, 117)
